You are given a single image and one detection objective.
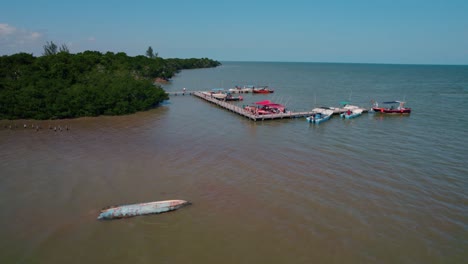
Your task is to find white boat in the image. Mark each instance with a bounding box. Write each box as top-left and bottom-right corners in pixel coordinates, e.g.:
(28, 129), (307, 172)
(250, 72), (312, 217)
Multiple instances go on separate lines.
(306, 108), (334, 124)
(340, 108), (363, 119)
(228, 85), (254, 93)
(97, 199), (191, 220)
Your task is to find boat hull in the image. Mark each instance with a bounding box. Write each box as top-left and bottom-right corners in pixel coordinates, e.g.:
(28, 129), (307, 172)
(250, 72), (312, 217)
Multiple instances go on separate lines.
(225, 97), (243, 101)
(340, 113), (361, 119)
(340, 109), (363, 119)
(372, 107), (411, 114)
(228, 88), (252, 93)
(97, 199), (191, 220)
(307, 108), (334, 124)
(306, 115), (331, 124)
(253, 90), (274, 94)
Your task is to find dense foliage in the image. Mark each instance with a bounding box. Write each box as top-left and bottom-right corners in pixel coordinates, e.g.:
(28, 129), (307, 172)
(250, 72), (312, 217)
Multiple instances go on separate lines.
(0, 51), (221, 119)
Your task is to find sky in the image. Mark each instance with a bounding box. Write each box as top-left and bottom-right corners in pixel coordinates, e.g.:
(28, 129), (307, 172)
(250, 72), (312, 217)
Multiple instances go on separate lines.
(1, 0), (467, 65)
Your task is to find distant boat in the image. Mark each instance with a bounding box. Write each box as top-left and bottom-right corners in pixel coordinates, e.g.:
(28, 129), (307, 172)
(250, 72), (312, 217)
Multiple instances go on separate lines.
(306, 107), (334, 124)
(252, 86), (274, 94)
(205, 88), (243, 101)
(224, 92), (243, 101)
(339, 101), (361, 111)
(229, 85), (254, 93)
(97, 199), (191, 220)
(372, 101), (411, 114)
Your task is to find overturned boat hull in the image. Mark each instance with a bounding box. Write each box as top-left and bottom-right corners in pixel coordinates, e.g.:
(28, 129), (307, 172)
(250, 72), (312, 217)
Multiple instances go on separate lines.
(97, 199), (191, 220)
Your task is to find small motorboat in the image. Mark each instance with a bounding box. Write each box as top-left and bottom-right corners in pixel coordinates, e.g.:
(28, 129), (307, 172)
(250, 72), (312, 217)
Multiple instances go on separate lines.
(224, 92), (243, 101)
(372, 101), (411, 114)
(306, 108), (334, 124)
(229, 85), (254, 93)
(340, 109), (363, 119)
(208, 89), (243, 101)
(252, 86), (274, 94)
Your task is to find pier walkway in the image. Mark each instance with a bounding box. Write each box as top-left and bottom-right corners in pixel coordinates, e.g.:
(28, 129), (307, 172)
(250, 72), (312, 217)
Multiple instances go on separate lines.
(167, 90), (369, 121)
(192, 91), (314, 121)
(166, 91), (194, 96)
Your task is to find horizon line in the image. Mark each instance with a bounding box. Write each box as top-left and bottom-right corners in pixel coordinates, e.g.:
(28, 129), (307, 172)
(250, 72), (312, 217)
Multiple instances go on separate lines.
(219, 60), (468, 67)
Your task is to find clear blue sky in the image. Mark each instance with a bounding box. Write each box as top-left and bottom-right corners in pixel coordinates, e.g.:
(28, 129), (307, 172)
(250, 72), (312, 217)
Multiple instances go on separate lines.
(1, 0), (467, 65)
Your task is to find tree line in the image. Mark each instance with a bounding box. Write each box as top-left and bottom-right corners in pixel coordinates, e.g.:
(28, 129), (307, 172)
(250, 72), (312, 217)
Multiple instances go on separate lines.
(0, 47), (221, 119)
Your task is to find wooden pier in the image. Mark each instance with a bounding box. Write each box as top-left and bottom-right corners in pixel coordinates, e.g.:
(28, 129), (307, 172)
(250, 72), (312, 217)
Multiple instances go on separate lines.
(192, 91), (314, 121)
(167, 90), (369, 121)
(166, 91), (194, 96)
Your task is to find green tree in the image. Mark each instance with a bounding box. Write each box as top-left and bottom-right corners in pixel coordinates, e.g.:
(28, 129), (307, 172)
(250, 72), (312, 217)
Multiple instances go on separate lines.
(146, 46), (155, 59)
(43, 41), (58, 56)
(0, 49), (220, 119)
(59, 44), (70, 53)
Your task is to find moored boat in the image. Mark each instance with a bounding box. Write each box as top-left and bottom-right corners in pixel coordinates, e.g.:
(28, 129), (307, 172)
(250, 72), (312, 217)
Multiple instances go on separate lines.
(306, 107), (334, 124)
(252, 86), (274, 94)
(244, 100), (286, 115)
(340, 108), (363, 119)
(340, 101), (360, 111)
(372, 101), (411, 114)
(207, 88), (243, 101)
(224, 92), (243, 101)
(229, 85), (254, 93)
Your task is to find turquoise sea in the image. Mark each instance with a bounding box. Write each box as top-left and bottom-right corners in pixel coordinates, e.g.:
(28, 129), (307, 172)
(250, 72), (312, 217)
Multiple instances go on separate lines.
(1, 62), (467, 263)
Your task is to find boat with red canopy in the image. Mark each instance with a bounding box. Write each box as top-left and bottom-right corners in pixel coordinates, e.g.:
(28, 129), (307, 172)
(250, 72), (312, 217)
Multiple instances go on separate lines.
(244, 100), (286, 115)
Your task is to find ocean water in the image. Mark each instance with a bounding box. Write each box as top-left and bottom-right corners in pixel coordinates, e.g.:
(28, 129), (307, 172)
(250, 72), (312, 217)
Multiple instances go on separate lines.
(0, 62), (467, 263)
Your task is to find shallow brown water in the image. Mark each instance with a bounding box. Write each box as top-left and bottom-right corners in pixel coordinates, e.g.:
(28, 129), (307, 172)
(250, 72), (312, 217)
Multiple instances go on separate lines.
(1, 62), (467, 263)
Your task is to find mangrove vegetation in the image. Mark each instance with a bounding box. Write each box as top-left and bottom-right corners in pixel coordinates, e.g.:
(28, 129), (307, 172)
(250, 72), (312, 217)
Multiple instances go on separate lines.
(0, 47), (221, 119)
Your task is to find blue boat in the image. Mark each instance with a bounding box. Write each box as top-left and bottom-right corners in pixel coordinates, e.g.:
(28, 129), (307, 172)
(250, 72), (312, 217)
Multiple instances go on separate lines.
(97, 199), (191, 220)
(306, 108), (334, 124)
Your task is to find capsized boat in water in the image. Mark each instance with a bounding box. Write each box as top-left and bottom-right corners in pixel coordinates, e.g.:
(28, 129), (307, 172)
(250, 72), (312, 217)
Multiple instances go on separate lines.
(97, 199), (191, 220)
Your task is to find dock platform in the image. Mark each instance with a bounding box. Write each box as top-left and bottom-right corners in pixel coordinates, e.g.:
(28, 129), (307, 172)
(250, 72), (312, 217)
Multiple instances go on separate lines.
(166, 91), (194, 96)
(167, 90), (369, 121)
(192, 92), (314, 121)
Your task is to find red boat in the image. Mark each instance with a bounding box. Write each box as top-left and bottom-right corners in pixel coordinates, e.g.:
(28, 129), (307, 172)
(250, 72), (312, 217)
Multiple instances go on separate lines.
(252, 86), (274, 94)
(372, 101), (411, 114)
